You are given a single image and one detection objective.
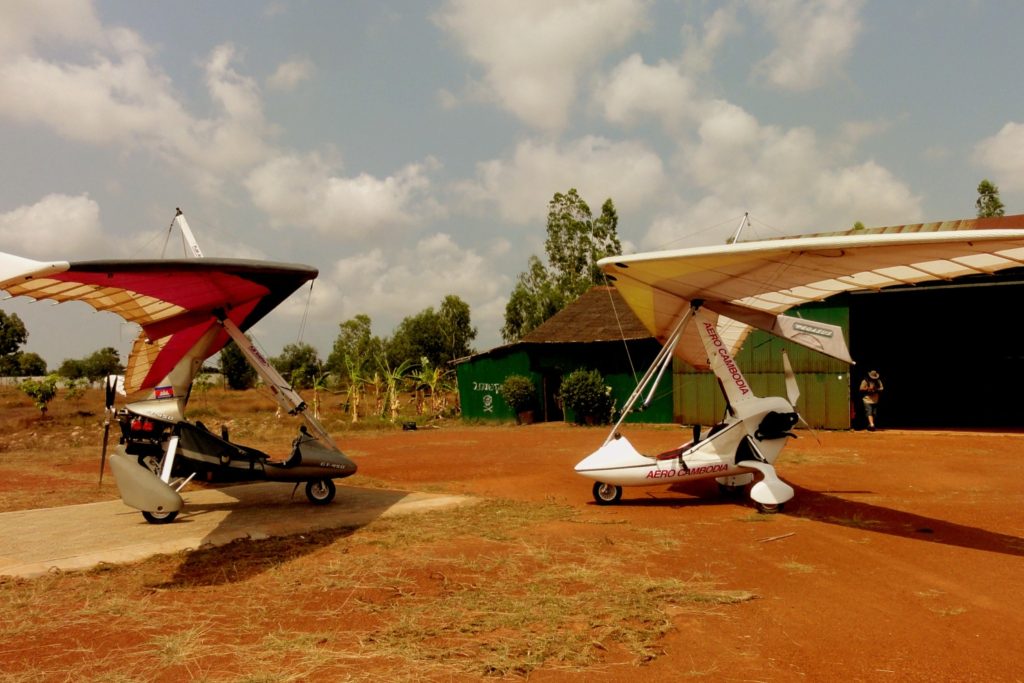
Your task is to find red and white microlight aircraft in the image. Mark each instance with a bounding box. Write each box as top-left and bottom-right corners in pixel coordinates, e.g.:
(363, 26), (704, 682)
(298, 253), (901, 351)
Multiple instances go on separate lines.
(0, 211), (356, 524)
(574, 217), (1024, 511)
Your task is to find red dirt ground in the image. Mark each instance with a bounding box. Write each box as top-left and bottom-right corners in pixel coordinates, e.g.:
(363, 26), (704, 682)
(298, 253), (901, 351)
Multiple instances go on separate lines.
(352, 424), (1024, 682)
(2, 391), (1023, 680)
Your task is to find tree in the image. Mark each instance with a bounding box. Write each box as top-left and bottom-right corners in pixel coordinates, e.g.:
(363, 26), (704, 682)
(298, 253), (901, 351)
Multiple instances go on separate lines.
(55, 347), (123, 381)
(271, 342), (322, 390)
(0, 310), (28, 359)
(437, 295), (477, 363)
(545, 190), (620, 294)
(502, 189), (621, 341)
(326, 314), (382, 382)
(1, 350), (47, 377)
(976, 179), (1005, 218)
(14, 352), (46, 376)
(387, 295), (477, 369)
(82, 347), (123, 381)
(57, 358), (86, 380)
(219, 339), (257, 390)
(501, 256), (564, 343)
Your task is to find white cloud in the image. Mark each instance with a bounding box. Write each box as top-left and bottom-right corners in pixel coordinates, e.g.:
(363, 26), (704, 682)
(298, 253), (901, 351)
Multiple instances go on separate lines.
(973, 122), (1024, 193)
(267, 57), (314, 91)
(456, 136), (666, 224)
(245, 152), (443, 237)
(0, 0), (105, 60)
(436, 0), (648, 131)
(751, 0), (864, 91)
(597, 54), (697, 131)
(315, 233), (509, 344)
(0, 10), (275, 194)
(643, 99), (922, 246)
(0, 194), (105, 257)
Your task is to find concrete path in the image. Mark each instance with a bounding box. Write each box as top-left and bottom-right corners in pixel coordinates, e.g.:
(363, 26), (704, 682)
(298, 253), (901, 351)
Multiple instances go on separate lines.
(0, 483), (472, 578)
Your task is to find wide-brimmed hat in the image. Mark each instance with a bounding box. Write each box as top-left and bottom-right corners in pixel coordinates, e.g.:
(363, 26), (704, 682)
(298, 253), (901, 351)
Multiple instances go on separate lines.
(868, 370), (879, 379)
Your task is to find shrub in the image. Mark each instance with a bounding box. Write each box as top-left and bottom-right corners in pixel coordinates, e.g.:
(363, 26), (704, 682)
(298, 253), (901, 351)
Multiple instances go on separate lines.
(497, 374), (536, 413)
(19, 374), (59, 416)
(559, 368), (613, 424)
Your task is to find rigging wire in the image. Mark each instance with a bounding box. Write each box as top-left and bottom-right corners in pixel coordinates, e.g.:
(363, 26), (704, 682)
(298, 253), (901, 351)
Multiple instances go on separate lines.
(650, 214), (747, 251)
(602, 273), (638, 383)
(297, 280), (314, 345)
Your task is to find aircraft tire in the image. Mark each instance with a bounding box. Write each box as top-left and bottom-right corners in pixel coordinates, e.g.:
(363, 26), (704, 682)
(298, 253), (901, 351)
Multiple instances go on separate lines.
(142, 509), (178, 524)
(306, 478), (336, 505)
(592, 482), (622, 505)
(755, 502), (783, 514)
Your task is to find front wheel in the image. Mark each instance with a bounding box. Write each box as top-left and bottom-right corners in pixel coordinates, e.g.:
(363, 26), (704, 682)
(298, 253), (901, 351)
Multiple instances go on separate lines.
(142, 509), (178, 524)
(306, 478), (336, 505)
(755, 502), (784, 514)
(592, 482), (622, 505)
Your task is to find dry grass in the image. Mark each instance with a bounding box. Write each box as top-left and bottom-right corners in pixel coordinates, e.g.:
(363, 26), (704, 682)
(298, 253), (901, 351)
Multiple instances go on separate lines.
(0, 386), (757, 680)
(0, 499), (755, 680)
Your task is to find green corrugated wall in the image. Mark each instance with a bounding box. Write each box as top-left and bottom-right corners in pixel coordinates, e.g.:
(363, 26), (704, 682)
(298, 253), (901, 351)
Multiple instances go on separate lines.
(674, 303), (852, 429)
(456, 341), (674, 424)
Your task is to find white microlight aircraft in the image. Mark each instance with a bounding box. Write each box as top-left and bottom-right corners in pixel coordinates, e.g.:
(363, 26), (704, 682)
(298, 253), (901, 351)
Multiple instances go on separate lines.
(574, 216), (1024, 512)
(0, 210), (356, 523)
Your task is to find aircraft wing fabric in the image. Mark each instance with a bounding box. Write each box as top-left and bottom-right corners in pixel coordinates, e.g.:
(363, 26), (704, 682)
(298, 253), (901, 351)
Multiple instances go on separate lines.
(599, 229), (1024, 369)
(0, 254), (317, 395)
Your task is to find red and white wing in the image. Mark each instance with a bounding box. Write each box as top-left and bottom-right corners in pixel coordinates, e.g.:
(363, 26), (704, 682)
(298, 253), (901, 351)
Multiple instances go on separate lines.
(0, 255), (317, 402)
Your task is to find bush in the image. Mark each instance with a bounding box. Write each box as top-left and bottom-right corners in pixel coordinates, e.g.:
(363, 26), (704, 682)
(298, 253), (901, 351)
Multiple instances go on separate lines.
(559, 368), (613, 425)
(497, 374), (536, 413)
(19, 374), (59, 416)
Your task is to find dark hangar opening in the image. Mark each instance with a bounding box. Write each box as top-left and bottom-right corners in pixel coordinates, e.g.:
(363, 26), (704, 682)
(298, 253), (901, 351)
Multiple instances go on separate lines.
(847, 269), (1024, 429)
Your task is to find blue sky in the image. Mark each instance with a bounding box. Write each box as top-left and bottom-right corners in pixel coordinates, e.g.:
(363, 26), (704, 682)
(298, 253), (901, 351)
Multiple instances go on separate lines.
(3, 0), (1024, 367)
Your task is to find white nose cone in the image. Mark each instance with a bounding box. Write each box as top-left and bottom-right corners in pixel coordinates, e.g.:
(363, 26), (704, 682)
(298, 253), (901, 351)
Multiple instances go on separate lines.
(574, 435), (648, 475)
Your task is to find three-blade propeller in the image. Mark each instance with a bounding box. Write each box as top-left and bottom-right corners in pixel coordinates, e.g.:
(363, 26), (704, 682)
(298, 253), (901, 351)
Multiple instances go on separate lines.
(98, 375), (117, 487)
(782, 349), (821, 443)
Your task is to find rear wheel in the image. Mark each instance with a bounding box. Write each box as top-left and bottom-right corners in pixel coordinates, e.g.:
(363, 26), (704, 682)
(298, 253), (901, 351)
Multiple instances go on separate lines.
(306, 478), (336, 505)
(142, 509), (178, 524)
(592, 482), (622, 505)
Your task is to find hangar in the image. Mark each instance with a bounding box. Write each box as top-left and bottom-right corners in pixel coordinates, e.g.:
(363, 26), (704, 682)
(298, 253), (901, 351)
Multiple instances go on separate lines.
(458, 215), (1024, 430)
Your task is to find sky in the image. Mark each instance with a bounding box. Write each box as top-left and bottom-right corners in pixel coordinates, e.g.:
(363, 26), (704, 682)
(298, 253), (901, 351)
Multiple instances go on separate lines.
(3, 0), (1024, 369)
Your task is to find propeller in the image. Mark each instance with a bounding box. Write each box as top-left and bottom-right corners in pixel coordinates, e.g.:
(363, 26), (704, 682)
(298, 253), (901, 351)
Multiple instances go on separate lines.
(98, 375), (118, 486)
(782, 350), (820, 444)
(782, 349), (800, 406)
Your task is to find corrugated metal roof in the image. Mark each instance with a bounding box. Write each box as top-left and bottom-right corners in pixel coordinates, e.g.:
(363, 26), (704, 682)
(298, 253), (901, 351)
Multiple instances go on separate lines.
(759, 213), (1024, 240)
(519, 286), (651, 343)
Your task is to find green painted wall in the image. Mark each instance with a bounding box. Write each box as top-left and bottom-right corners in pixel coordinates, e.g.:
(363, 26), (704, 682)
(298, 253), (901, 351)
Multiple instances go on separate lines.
(456, 349), (535, 421)
(674, 303), (853, 429)
(456, 340), (673, 424)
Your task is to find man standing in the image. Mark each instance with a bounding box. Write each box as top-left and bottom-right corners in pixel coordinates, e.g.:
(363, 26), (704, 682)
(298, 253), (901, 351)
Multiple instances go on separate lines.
(859, 370), (884, 431)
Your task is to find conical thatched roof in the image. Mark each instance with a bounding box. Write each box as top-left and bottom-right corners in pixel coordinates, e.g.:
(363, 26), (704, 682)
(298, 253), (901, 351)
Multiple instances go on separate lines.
(519, 286), (651, 344)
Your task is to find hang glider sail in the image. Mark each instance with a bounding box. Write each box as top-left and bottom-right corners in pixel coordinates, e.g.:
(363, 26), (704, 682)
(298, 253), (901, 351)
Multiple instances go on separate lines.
(0, 254), (317, 421)
(599, 226), (1024, 371)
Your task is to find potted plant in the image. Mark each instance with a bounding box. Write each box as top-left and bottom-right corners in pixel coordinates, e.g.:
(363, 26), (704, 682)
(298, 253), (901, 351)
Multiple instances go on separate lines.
(559, 368), (614, 425)
(497, 374), (537, 424)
